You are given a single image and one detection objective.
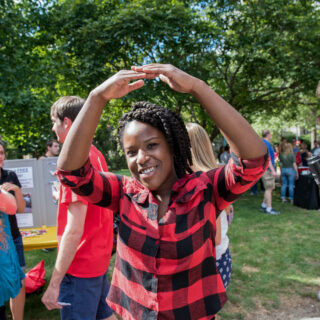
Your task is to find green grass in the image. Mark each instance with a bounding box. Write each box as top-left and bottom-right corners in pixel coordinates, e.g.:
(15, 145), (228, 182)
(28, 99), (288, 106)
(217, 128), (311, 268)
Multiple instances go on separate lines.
(113, 168), (131, 176)
(22, 250), (59, 320)
(220, 190), (320, 319)
(18, 188), (320, 319)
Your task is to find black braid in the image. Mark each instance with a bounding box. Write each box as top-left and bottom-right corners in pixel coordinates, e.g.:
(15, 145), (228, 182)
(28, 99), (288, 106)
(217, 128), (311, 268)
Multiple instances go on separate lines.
(117, 101), (193, 178)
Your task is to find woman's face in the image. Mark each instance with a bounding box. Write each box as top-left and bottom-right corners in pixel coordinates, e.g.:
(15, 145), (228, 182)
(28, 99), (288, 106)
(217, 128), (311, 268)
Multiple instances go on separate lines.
(122, 120), (177, 195)
(0, 145), (5, 169)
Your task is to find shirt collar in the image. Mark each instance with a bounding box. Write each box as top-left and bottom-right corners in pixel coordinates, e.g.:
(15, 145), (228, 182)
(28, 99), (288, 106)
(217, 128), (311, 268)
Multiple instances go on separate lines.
(171, 171), (208, 203)
(125, 178), (151, 204)
(125, 171), (209, 205)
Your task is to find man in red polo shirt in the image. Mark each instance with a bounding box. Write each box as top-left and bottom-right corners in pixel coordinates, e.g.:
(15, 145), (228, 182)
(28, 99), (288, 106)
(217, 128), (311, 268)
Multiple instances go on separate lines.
(41, 96), (116, 320)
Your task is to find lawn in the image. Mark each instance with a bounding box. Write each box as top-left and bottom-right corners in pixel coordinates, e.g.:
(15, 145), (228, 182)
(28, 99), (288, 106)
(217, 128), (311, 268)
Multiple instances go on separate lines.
(18, 188), (320, 319)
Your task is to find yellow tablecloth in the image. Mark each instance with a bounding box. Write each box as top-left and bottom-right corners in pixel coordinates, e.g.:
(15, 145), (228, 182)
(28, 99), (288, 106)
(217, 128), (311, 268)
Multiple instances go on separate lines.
(22, 226), (57, 251)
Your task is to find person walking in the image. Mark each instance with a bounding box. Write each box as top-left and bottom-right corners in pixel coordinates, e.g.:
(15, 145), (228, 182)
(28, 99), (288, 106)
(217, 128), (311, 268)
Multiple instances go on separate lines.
(260, 130), (280, 215)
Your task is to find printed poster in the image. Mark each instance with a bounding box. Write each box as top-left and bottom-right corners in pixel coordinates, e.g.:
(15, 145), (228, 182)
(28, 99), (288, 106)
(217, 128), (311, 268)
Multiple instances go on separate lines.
(9, 167), (34, 189)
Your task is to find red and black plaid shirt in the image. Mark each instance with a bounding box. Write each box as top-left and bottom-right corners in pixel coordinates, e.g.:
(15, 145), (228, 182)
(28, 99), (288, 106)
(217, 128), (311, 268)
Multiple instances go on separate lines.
(57, 153), (268, 320)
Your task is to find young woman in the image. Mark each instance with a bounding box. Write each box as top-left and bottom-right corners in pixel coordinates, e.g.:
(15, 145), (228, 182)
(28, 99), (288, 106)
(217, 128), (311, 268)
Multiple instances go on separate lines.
(186, 122), (232, 292)
(0, 141), (26, 320)
(56, 64), (268, 319)
(279, 142), (299, 204)
(0, 189), (25, 320)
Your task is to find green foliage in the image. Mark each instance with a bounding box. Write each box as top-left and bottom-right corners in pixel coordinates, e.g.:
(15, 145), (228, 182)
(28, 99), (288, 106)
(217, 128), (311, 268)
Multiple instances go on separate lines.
(1, 0), (319, 156)
(299, 134), (311, 148)
(0, 0), (60, 157)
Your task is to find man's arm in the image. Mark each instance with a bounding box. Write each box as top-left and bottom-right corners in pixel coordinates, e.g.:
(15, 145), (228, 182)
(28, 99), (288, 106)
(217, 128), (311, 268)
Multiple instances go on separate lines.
(268, 160), (277, 177)
(41, 201), (87, 310)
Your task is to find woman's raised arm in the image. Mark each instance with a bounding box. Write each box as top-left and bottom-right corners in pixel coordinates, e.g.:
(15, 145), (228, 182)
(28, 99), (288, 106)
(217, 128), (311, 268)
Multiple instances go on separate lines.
(57, 70), (156, 171)
(132, 64), (266, 160)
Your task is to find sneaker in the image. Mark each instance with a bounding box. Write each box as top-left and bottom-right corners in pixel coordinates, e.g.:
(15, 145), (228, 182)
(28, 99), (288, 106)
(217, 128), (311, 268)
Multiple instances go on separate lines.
(265, 208), (280, 215)
(281, 198), (287, 203)
(259, 206), (267, 213)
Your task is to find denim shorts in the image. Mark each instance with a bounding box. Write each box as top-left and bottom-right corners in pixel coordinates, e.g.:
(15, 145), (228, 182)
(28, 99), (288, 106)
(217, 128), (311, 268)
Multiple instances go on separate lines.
(13, 235), (26, 270)
(59, 272), (113, 320)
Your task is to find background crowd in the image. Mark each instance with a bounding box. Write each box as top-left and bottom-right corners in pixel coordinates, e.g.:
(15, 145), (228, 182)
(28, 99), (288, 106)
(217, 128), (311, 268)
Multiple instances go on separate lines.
(1, 122), (319, 320)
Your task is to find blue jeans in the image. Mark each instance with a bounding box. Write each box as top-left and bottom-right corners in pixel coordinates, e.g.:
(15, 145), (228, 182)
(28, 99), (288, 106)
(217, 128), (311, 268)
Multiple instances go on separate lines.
(281, 168), (296, 200)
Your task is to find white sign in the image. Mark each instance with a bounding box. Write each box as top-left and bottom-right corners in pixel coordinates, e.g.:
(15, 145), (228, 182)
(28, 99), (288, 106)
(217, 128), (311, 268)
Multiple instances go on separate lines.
(16, 213), (34, 228)
(10, 167), (34, 189)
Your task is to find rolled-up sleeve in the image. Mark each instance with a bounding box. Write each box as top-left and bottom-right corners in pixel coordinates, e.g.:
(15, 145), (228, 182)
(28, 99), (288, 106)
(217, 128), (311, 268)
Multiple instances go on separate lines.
(56, 159), (121, 212)
(208, 152), (269, 211)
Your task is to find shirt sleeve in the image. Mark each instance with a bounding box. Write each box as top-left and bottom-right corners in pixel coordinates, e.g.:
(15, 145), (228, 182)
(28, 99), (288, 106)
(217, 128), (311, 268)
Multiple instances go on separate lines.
(56, 159), (121, 212)
(8, 171), (22, 188)
(207, 152), (269, 211)
(60, 184), (88, 206)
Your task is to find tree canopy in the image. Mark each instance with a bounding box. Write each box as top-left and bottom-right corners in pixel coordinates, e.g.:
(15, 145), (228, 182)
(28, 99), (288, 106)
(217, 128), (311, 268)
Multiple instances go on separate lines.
(1, 0), (319, 160)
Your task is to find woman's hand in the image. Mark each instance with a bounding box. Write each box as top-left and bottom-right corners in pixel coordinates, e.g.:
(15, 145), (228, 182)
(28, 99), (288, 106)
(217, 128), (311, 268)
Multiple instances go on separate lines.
(0, 187), (17, 215)
(132, 64), (201, 94)
(0, 182), (19, 193)
(0, 182), (25, 213)
(91, 70), (157, 102)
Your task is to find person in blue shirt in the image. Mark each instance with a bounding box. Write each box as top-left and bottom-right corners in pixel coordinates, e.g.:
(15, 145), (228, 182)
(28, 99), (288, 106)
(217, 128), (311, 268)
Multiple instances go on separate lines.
(260, 130), (280, 215)
(0, 188), (25, 320)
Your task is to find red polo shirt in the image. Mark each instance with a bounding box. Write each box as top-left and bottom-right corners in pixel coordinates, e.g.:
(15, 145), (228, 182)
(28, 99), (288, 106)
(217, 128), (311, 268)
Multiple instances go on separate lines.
(57, 145), (113, 278)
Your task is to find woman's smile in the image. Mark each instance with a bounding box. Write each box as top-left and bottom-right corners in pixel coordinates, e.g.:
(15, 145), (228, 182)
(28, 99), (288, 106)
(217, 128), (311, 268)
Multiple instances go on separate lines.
(139, 165), (158, 177)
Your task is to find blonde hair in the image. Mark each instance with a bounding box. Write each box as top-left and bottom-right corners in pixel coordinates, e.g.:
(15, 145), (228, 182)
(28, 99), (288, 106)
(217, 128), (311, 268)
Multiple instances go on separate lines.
(186, 123), (218, 172)
(282, 142), (293, 155)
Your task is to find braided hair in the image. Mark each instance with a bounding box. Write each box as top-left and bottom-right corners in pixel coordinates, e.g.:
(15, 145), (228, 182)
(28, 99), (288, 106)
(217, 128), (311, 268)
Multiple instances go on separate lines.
(117, 101), (193, 178)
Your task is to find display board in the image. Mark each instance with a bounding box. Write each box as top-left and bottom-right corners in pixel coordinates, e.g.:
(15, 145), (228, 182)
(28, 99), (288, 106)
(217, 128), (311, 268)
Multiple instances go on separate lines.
(4, 157), (59, 228)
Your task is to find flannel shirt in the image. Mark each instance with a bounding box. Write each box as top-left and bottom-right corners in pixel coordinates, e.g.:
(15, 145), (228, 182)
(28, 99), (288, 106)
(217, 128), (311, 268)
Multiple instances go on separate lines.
(57, 152), (269, 320)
